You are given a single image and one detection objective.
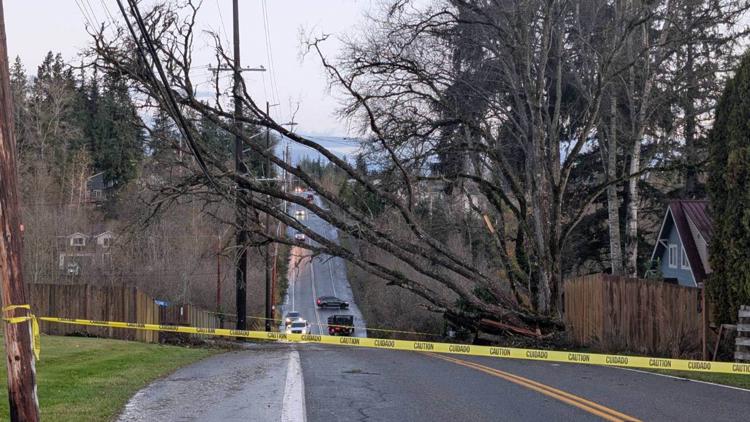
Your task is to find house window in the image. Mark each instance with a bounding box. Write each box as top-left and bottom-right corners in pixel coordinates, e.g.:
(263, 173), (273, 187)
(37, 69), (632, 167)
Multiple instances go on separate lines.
(668, 244), (678, 268)
(66, 262), (80, 276)
(71, 236), (86, 247)
(101, 237), (112, 248)
(681, 247), (690, 269)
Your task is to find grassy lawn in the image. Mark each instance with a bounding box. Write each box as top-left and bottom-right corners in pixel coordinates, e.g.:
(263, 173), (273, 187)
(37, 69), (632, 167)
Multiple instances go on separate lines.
(644, 369), (750, 389)
(1, 334), (217, 421)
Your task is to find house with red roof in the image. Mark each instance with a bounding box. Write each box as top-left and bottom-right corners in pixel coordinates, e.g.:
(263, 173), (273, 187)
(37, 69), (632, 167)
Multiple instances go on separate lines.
(647, 200), (713, 287)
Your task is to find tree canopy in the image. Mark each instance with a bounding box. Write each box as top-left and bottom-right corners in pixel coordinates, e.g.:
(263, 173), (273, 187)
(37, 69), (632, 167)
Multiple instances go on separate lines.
(707, 52), (750, 323)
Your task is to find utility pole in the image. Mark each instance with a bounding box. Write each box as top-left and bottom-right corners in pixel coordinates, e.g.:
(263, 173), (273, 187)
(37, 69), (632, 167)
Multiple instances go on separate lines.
(0, 1), (40, 420)
(216, 0), (266, 331)
(216, 235), (222, 327)
(231, 0), (249, 331)
(265, 101), (273, 331)
(284, 142), (290, 213)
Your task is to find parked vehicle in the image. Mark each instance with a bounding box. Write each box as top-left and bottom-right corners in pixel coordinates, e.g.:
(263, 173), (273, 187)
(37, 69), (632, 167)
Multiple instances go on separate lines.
(284, 311), (302, 327)
(306, 193), (314, 203)
(294, 209), (305, 219)
(286, 320), (310, 335)
(316, 296), (349, 309)
(327, 314), (354, 336)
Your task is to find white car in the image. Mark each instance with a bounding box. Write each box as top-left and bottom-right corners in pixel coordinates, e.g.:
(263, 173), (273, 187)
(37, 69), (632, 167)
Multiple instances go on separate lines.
(286, 320), (310, 335)
(294, 232), (306, 241)
(294, 209), (306, 219)
(284, 311), (302, 327)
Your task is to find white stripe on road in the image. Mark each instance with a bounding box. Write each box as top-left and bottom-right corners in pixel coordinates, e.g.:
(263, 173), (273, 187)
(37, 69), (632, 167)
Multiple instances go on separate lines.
(309, 256), (322, 335)
(281, 350), (306, 422)
(291, 264), (297, 311)
(618, 367), (750, 393)
(327, 259), (338, 297)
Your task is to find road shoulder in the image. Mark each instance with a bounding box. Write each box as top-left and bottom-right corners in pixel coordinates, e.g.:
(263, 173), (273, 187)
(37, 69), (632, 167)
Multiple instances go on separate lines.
(117, 343), (293, 422)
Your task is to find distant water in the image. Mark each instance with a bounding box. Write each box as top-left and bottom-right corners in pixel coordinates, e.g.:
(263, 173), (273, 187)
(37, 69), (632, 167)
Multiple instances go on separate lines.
(277, 134), (363, 165)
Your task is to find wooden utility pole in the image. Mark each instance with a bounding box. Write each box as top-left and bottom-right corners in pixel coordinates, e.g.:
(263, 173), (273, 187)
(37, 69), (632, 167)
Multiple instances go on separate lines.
(232, 0), (248, 331)
(210, 1), (265, 331)
(264, 101), (272, 331)
(216, 236), (221, 310)
(0, 2), (40, 420)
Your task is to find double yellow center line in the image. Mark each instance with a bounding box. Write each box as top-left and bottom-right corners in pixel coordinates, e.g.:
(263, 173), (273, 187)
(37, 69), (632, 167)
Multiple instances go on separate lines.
(431, 354), (641, 422)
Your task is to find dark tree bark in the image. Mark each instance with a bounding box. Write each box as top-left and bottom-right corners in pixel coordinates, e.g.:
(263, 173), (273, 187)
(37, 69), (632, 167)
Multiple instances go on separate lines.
(0, 1), (40, 419)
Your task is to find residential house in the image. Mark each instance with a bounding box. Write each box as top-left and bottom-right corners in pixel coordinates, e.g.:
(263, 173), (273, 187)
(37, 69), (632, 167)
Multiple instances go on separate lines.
(58, 225), (116, 276)
(647, 200), (713, 287)
(414, 179), (485, 215)
(86, 172), (115, 202)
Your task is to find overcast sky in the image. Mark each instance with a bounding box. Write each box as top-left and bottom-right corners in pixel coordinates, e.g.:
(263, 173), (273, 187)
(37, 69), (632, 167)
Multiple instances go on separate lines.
(5, 0), (377, 137)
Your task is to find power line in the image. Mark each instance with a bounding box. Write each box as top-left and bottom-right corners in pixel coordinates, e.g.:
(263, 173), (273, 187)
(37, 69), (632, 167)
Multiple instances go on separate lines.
(74, 0), (95, 29)
(99, 0), (117, 25)
(261, 0), (283, 120)
(215, 0), (232, 50)
(115, 0), (220, 192)
(83, 0), (101, 25)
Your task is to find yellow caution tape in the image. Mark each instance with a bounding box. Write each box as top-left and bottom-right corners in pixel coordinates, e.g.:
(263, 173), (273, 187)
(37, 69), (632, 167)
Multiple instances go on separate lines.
(2, 305), (41, 360)
(242, 314), (440, 337)
(35, 316), (750, 375)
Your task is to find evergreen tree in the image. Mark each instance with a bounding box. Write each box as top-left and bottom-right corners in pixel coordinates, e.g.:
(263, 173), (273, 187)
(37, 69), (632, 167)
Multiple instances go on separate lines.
(149, 108), (178, 160)
(198, 113), (232, 163)
(28, 52), (84, 182)
(91, 74), (144, 187)
(707, 52), (750, 323)
(9, 56), (29, 155)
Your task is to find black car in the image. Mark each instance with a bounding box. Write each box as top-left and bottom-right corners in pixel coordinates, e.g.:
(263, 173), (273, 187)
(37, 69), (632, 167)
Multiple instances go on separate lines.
(327, 314), (354, 336)
(316, 296), (349, 309)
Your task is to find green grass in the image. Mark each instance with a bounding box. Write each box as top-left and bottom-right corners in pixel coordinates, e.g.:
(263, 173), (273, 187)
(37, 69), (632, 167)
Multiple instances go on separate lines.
(1, 334), (217, 421)
(645, 369), (750, 389)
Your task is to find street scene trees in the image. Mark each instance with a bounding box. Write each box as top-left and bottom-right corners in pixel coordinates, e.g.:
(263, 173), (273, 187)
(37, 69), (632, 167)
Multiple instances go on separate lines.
(86, 0), (750, 333)
(4, 1), (750, 420)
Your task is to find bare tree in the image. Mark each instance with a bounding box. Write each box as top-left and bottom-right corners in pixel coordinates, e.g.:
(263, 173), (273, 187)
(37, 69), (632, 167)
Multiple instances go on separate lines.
(91, 0), (747, 333)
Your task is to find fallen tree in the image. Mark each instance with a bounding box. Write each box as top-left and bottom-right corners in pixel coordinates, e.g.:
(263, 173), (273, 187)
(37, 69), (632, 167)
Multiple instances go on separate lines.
(92, 0), (747, 336)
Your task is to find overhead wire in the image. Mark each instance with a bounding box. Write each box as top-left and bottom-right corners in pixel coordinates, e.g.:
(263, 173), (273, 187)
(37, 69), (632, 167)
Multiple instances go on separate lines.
(83, 0), (101, 25)
(261, 0), (283, 120)
(115, 0), (222, 194)
(214, 0), (232, 51)
(99, 0), (118, 25)
(74, 0), (95, 30)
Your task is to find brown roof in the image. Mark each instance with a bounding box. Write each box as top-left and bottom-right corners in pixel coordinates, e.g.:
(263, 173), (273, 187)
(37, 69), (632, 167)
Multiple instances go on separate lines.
(680, 200), (712, 243)
(667, 200), (712, 284)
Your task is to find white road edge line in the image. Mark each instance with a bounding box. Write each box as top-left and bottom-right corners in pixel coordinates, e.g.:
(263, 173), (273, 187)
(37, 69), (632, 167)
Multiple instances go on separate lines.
(617, 367), (750, 393)
(309, 256), (322, 335)
(328, 259), (337, 297)
(281, 350), (307, 422)
(291, 261), (297, 311)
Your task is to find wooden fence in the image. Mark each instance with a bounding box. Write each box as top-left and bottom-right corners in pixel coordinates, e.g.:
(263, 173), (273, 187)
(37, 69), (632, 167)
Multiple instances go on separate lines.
(26, 283), (160, 343)
(564, 274), (705, 358)
(21, 283), (242, 344)
(159, 304), (231, 336)
(736, 305), (750, 362)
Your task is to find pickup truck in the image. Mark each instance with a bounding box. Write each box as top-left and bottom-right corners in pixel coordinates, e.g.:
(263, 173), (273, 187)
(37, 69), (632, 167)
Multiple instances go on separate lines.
(327, 314), (354, 336)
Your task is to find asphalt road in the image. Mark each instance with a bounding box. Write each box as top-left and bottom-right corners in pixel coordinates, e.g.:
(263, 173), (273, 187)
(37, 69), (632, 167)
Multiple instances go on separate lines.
(286, 194), (750, 422)
(118, 193), (750, 421)
(280, 196), (366, 337)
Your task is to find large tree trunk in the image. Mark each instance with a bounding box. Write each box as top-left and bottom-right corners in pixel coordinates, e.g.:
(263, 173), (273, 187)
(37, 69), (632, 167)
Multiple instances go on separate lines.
(683, 42), (698, 197)
(606, 95), (624, 275)
(625, 141), (640, 276)
(625, 20), (659, 277)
